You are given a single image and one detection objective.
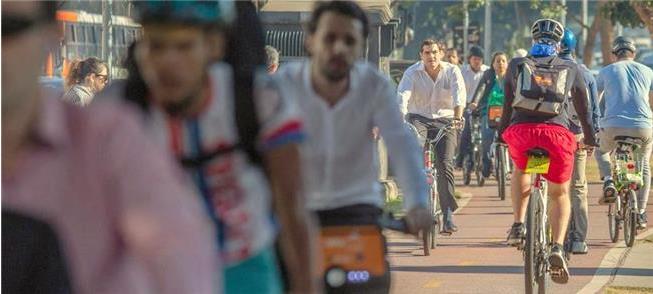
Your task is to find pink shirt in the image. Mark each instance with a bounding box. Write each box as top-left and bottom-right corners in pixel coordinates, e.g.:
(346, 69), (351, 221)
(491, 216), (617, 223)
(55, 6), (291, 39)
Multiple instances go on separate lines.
(2, 97), (220, 294)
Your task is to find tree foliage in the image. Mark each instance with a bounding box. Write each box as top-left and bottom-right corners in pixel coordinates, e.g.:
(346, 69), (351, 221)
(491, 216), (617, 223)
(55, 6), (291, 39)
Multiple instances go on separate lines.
(601, 0), (653, 28)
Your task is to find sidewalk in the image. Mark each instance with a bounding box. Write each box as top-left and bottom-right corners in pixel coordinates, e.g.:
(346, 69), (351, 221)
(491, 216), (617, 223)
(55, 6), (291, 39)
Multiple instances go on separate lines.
(603, 229), (653, 294)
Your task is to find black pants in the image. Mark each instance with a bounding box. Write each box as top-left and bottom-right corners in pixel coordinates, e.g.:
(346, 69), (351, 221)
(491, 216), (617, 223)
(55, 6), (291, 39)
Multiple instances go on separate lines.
(408, 114), (460, 223)
(456, 110), (474, 169)
(316, 204), (390, 294)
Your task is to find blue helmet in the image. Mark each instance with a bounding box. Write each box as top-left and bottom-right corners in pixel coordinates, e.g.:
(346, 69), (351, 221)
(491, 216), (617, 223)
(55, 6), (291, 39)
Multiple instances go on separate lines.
(560, 28), (577, 54)
(134, 1), (235, 26)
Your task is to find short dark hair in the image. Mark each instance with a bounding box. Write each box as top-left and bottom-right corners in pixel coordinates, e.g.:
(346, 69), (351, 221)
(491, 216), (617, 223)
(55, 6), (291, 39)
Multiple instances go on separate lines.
(308, 1), (369, 38)
(420, 39), (445, 53)
(615, 49), (635, 59)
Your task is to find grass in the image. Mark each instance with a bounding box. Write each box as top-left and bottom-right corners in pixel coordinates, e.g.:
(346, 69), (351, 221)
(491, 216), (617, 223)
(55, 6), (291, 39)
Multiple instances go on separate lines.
(605, 286), (653, 294)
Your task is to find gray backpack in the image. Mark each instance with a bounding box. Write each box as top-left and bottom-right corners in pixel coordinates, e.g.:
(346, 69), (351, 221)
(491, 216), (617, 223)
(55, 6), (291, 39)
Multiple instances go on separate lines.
(513, 57), (572, 117)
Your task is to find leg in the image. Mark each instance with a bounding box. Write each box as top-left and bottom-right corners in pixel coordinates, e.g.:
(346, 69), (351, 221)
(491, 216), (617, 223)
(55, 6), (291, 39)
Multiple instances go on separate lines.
(549, 181), (572, 246)
(511, 168), (531, 223)
(636, 133), (653, 213)
(432, 126), (459, 229)
(480, 120), (495, 178)
(570, 149), (587, 247)
(456, 111), (473, 169)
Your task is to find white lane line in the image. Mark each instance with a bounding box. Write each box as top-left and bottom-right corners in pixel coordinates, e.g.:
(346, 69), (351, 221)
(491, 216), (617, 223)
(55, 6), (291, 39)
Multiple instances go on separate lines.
(578, 229), (653, 294)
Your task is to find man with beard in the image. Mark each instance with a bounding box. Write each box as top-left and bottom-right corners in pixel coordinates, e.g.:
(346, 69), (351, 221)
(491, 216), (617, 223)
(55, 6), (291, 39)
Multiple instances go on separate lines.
(104, 1), (318, 293)
(276, 1), (430, 292)
(398, 39), (467, 234)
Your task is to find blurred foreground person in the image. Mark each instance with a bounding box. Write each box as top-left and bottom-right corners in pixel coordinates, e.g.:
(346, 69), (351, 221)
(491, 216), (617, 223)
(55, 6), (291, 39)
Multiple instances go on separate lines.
(2, 2), (219, 293)
(62, 57), (108, 106)
(265, 45), (280, 74)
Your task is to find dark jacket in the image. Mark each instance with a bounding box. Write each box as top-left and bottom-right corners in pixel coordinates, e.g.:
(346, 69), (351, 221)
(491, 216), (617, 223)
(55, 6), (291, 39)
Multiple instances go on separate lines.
(470, 68), (500, 116)
(496, 56), (598, 147)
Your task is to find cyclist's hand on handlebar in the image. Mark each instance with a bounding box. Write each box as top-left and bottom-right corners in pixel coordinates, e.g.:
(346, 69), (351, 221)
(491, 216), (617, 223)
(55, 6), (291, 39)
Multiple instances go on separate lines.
(453, 117), (465, 130)
(468, 103), (478, 111)
(583, 136), (599, 148)
(405, 207), (432, 235)
(578, 141), (595, 156)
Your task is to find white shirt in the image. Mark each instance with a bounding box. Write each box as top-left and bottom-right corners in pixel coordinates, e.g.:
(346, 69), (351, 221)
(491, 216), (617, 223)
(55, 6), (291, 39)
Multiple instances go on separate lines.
(277, 61), (428, 211)
(397, 61), (467, 119)
(461, 64), (490, 103)
(146, 63), (303, 265)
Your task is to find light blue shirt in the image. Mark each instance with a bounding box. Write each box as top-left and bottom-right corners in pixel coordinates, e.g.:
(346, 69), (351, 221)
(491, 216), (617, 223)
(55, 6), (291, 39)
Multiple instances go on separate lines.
(597, 60), (653, 129)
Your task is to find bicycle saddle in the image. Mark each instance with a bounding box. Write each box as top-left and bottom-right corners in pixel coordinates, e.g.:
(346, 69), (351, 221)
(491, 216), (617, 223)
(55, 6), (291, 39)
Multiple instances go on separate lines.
(527, 148), (549, 157)
(614, 136), (644, 148)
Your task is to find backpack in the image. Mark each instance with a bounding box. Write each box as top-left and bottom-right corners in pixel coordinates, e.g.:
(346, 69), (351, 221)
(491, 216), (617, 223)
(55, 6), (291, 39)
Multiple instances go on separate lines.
(512, 57), (572, 117)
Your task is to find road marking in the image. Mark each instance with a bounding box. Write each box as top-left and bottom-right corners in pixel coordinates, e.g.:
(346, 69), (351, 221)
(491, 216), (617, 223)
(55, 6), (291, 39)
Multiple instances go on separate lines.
(578, 229), (653, 293)
(422, 278), (441, 289)
(454, 192), (473, 213)
(458, 260), (475, 266)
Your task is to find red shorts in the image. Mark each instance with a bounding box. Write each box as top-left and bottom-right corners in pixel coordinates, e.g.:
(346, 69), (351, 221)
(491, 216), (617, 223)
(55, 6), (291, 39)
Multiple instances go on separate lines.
(502, 123), (577, 184)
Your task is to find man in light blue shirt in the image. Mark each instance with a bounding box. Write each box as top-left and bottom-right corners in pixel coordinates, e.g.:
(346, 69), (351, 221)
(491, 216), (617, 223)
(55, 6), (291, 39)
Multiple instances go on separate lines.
(595, 36), (653, 229)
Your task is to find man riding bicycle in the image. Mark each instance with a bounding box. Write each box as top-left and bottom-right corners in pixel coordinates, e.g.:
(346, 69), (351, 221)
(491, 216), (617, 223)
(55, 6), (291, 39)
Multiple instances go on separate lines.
(498, 19), (598, 284)
(558, 28), (601, 255)
(595, 36), (653, 230)
(398, 39), (466, 234)
(276, 1), (431, 292)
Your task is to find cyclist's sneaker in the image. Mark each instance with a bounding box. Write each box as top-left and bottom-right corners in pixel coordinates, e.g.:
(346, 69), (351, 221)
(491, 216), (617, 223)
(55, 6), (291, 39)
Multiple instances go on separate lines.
(442, 222), (458, 234)
(506, 223), (525, 246)
(571, 241), (589, 255)
(637, 213), (647, 230)
(600, 180), (617, 204)
(549, 243), (570, 284)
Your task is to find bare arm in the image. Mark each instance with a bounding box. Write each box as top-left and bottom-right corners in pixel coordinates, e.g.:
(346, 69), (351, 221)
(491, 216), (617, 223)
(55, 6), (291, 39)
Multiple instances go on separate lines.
(265, 143), (320, 294)
(649, 91), (653, 111)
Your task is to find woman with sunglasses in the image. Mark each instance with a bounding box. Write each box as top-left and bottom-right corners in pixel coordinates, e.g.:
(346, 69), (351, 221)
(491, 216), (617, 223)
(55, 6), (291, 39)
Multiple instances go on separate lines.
(63, 57), (108, 106)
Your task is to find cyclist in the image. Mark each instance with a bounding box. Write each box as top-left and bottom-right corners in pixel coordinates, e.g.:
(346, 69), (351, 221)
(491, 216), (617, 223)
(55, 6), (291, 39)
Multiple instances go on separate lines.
(498, 19), (598, 284)
(109, 2), (319, 293)
(398, 38), (466, 234)
(469, 51), (509, 180)
(457, 46), (489, 173)
(595, 36), (653, 230)
(558, 28), (601, 254)
(276, 1), (430, 291)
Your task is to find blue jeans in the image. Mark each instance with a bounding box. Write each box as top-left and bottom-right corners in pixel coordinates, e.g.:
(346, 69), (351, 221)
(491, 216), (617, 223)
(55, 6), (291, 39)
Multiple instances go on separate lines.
(480, 118), (497, 178)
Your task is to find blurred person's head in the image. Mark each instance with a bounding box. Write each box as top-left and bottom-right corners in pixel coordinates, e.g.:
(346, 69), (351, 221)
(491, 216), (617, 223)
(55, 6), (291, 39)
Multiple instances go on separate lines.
(66, 57), (108, 93)
(611, 36), (636, 60)
(306, 0), (368, 82)
(419, 39), (444, 71)
(133, 1), (234, 115)
(265, 45), (279, 74)
(2, 1), (59, 169)
(467, 46), (484, 72)
(445, 48), (459, 65)
(513, 48), (528, 58)
(491, 52), (508, 77)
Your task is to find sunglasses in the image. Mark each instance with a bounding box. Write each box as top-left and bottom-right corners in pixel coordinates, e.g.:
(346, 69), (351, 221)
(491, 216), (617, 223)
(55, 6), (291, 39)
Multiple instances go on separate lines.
(2, 14), (45, 38)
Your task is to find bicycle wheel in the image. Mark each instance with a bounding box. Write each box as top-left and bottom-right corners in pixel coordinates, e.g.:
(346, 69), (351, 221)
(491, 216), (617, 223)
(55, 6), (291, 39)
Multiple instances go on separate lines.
(474, 150), (484, 187)
(463, 156), (472, 186)
(423, 182), (435, 256)
(608, 203), (619, 243)
(524, 183), (538, 294)
(497, 146), (506, 201)
(430, 186), (439, 249)
(624, 190), (637, 247)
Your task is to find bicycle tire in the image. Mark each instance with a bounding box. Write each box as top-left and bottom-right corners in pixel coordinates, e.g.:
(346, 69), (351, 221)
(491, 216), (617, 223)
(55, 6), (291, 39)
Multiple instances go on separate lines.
(463, 158), (472, 186)
(423, 177), (437, 256)
(608, 203), (619, 243)
(497, 145), (506, 201)
(525, 181), (538, 294)
(431, 185), (439, 249)
(624, 190), (637, 247)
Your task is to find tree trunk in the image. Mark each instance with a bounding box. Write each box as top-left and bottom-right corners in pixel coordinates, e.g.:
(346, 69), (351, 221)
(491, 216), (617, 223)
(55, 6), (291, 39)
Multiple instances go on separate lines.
(598, 1), (614, 66)
(632, 1), (653, 41)
(583, 16), (600, 66)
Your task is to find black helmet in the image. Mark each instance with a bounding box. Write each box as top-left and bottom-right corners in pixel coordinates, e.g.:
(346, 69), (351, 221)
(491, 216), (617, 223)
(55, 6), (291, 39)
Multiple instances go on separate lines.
(468, 46), (484, 59)
(531, 18), (564, 43)
(612, 36), (636, 54)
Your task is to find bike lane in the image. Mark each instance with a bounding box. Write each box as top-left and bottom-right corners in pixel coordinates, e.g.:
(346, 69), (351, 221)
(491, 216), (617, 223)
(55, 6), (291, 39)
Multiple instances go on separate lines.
(387, 177), (652, 293)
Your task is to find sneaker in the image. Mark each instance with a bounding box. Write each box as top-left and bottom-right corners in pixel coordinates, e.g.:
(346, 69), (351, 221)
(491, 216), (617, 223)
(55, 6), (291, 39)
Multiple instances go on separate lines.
(600, 180), (617, 204)
(549, 244), (570, 284)
(637, 213), (648, 230)
(442, 221), (458, 235)
(571, 241), (589, 255)
(506, 223), (525, 246)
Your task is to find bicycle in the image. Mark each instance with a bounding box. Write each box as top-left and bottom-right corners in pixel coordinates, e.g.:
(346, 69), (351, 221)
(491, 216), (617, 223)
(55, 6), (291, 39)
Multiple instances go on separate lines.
(521, 148), (554, 294)
(407, 116), (458, 256)
(607, 136), (644, 247)
(463, 115), (484, 187)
